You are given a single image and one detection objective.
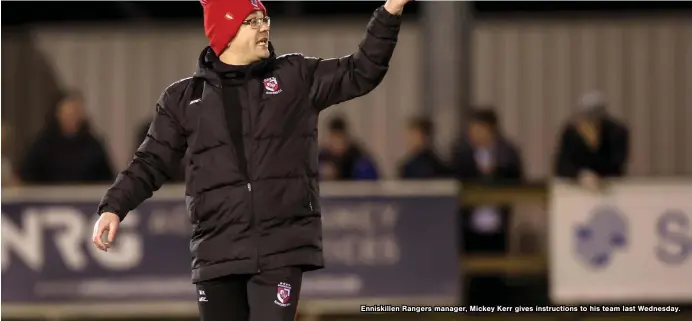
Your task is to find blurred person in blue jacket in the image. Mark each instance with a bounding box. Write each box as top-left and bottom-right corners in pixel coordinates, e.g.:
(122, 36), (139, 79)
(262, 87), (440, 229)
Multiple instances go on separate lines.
(19, 91), (114, 184)
(554, 91), (629, 191)
(451, 108), (524, 254)
(318, 116), (379, 180)
(398, 116), (451, 179)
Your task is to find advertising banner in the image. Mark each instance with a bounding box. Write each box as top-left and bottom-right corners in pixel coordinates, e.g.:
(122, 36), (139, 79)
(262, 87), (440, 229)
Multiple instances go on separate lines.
(549, 180), (692, 304)
(1, 183), (459, 316)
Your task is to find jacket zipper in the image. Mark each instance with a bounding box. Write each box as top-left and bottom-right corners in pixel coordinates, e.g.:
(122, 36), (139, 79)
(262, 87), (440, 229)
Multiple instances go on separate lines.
(244, 85), (261, 274)
(247, 181), (259, 273)
(306, 182), (314, 212)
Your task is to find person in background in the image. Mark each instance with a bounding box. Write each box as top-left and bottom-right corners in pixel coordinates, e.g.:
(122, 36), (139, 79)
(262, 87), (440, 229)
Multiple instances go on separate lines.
(451, 108), (524, 182)
(19, 90), (114, 184)
(135, 118), (185, 182)
(398, 116), (451, 179)
(318, 116), (379, 180)
(451, 108), (526, 305)
(451, 108), (524, 253)
(554, 91), (629, 190)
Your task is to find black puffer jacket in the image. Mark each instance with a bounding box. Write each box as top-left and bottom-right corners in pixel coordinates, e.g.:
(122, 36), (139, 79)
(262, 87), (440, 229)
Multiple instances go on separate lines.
(98, 6), (401, 282)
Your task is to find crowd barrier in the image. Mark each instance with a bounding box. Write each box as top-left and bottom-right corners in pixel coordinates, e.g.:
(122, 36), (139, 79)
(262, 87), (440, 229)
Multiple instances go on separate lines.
(2, 179), (691, 319)
(549, 179), (692, 304)
(1, 181), (459, 319)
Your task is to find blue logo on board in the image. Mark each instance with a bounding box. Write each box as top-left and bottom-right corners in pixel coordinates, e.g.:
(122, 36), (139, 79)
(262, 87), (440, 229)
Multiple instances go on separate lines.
(574, 206), (628, 268)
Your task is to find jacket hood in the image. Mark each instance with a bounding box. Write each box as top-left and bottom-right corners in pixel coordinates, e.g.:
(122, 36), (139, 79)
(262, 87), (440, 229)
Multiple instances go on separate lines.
(193, 42), (276, 87)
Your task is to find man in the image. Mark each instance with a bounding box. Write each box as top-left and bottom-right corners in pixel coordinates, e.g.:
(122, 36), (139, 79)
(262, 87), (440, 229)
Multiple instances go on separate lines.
(450, 108), (524, 305)
(555, 91), (629, 191)
(318, 116), (379, 180)
(91, 0), (410, 320)
(398, 116), (450, 179)
(20, 91), (114, 184)
(451, 109), (523, 182)
(451, 109), (524, 253)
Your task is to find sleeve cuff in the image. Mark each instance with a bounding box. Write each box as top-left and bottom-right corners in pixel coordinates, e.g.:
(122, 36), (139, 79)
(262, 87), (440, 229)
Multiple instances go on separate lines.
(97, 205), (125, 221)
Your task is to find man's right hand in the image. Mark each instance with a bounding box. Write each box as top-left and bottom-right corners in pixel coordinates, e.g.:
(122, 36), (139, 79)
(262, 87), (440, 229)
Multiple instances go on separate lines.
(92, 212), (120, 252)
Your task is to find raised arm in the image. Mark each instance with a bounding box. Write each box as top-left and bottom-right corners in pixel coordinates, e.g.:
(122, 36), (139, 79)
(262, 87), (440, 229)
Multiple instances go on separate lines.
(306, 1), (409, 111)
(97, 90), (187, 220)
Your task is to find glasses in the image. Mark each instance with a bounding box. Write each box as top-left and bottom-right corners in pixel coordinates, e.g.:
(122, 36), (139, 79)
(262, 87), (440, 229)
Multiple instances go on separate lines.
(242, 17), (271, 29)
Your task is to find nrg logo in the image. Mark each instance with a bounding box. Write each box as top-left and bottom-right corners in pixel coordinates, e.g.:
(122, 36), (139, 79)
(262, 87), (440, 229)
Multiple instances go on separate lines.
(574, 206), (691, 268)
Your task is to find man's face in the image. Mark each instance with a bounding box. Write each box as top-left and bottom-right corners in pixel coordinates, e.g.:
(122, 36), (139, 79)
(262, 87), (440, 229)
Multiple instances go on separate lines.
(578, 109), (604, 124)
(327, 132), (349, 156)
(57, 98), (86, 135)
(227, 11), (271, 64)
(468, 121), (494, 147)
(405, 126), (425, 152)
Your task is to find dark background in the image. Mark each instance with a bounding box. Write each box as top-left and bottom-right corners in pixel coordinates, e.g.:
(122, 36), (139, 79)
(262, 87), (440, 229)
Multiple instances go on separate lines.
(3, 1), (692, 26)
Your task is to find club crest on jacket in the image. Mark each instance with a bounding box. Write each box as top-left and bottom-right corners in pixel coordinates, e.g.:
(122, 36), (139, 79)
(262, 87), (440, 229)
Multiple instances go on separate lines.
(274, 282), (291, 307)
(263, 77), (282, 94)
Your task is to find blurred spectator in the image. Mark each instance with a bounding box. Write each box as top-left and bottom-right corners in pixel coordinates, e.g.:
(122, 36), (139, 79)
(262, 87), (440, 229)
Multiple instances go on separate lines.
(451, 108), (525, 254)
(451, 109), (524, 182)
(19, 91), (114, 184)
(398, 116), (451, 179)
(318, 117), (379, 180)
(135, 118), (185, 182)
(2, 122), (20, 186)
(554, 91), (629, 191)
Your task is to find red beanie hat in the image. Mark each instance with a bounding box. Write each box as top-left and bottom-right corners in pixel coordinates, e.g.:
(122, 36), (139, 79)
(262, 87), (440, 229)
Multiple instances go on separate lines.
(201, 0), (267, 56)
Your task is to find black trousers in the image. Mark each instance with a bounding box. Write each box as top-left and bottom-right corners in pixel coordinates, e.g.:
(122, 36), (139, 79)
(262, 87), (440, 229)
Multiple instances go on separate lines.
(196, 267), (303, 321)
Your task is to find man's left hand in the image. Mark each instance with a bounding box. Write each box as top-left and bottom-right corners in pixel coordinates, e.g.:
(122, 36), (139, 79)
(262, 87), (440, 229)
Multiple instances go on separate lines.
(384, 0), (412, 15)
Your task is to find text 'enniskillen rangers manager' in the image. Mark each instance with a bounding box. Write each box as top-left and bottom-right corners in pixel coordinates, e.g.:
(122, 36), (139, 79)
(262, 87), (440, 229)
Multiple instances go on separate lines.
(92, 0), (412, 320)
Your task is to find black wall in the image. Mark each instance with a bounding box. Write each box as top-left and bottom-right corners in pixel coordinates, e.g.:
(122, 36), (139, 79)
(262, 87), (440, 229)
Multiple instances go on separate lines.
(3, 1), (691, 26)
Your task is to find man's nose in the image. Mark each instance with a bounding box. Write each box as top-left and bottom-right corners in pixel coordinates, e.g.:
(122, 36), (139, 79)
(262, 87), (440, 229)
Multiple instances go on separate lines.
(259, 23), (270, 32)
